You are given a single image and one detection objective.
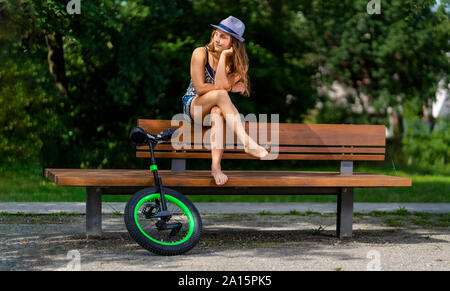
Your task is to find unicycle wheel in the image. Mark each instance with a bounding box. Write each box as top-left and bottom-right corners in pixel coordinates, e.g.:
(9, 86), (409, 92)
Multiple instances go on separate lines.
(124, 187), (202, 256)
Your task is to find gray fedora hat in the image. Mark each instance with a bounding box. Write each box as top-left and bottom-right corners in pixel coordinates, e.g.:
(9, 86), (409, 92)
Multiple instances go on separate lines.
(210, 16), (245, 42)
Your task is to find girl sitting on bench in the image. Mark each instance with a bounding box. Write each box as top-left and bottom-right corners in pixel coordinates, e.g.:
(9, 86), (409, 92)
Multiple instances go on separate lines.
(181, 16), (268, 186)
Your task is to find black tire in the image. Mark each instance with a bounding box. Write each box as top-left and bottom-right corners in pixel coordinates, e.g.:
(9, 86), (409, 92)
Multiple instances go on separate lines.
(124, 187), (202, 256)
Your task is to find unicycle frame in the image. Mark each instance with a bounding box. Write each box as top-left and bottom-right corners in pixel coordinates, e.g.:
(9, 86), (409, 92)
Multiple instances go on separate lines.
(126, 126), (202, 255)
(147, 140), (169, 214)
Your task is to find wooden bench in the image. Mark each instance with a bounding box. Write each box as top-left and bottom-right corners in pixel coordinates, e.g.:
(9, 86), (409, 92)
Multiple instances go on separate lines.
(45, 119), (411, 238)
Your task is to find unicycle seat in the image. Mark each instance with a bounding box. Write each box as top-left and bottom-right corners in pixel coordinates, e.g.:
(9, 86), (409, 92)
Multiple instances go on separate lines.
(129, 126), (177, 146)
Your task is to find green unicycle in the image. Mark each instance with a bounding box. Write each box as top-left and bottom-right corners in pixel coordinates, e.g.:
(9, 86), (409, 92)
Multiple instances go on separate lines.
(124, 126), (202, 256)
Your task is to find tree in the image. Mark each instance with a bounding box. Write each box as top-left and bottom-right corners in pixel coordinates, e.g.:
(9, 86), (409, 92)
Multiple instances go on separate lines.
(1, 0), (319, 168)
(306, 0), (449, 135)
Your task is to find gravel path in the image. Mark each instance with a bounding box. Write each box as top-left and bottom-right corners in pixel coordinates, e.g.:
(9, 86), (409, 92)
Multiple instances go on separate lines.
(0, 213), (448, 271)
(1, 202), (449, 214)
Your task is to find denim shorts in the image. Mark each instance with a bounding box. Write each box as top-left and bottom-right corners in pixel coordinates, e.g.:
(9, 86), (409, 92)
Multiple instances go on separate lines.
(182, 95), (196, 123)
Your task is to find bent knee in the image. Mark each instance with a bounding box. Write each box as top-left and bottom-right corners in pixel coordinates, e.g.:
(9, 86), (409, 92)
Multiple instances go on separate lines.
(212, 89), (230, 103)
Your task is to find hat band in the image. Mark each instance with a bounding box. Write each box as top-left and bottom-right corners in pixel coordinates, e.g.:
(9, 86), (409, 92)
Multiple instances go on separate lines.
(216, 23), (240, 37)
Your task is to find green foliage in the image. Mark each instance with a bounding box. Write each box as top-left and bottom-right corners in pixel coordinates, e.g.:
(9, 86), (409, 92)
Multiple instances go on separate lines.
(0, 0), (448, 174)
(0, 56), (62, 164)
(402, 117), (450, 174)
(0, 1), (65, 164)
(0, 0), (317, 169)
(308, 0), (449, 126)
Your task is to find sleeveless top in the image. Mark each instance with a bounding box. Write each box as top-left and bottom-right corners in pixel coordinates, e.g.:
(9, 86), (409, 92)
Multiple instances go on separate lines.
(184, 46), (216, 97)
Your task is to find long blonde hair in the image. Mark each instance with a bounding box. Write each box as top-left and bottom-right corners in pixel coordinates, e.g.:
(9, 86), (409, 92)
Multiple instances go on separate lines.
(206, 29), (250, 96)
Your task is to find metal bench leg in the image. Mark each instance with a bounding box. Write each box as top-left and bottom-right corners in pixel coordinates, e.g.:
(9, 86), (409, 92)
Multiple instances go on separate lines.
(171, 158), (186, 173)
(337, 187), (353, 238)
(86, 187), (102, 238)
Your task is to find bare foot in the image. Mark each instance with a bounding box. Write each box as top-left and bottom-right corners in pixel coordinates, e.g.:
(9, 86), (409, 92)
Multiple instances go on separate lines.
(211, 167), (228, 185)
(244, 142), (269, 159)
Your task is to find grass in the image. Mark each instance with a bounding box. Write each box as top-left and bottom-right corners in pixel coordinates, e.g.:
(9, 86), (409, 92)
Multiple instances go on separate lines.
(0, 162), (449, 203)
(312, 225), (327, 234)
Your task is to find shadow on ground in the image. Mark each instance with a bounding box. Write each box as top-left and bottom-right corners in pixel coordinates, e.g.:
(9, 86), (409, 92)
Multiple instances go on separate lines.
(0, 214), (448, 270)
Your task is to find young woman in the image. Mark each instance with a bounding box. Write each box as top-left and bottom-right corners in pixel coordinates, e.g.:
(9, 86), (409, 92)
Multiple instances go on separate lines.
(181, 16), (268, 186)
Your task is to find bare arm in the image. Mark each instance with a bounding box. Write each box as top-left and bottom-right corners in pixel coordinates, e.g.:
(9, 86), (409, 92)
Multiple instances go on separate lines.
(214, 53), (231, 90)
(190, 48), (232, 96)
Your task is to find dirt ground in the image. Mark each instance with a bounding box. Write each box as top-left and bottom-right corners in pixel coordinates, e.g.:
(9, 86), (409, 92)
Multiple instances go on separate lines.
(0, 213), (448, 271)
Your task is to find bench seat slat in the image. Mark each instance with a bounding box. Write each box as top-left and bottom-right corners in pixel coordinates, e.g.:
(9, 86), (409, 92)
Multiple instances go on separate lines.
(45, 169), (411, 188)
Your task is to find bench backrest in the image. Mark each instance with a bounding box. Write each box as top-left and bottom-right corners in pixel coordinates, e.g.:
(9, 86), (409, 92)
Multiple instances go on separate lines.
(136, 119), (386, 162)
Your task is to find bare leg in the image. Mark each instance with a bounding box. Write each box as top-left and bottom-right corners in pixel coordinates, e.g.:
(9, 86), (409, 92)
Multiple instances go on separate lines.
(209, 106), (228, 185)
(190, 89), (268, 159)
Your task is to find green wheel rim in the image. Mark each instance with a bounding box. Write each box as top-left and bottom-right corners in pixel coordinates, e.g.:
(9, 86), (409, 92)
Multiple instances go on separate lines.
(134, 193), (195, 246)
